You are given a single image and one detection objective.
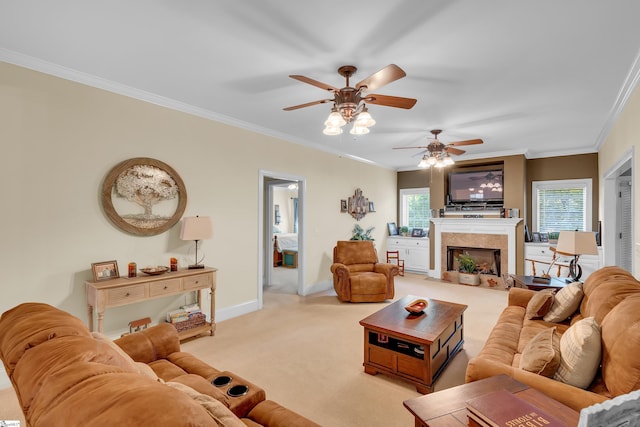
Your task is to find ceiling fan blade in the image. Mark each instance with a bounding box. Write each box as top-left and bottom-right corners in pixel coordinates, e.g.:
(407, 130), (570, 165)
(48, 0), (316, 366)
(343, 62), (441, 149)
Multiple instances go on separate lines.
(392, 146), (429, 150)
(283, 99), (333, 111)
(449, 138), (483, 146)
(366, 94), (417, 109)
(355, 64), (406, 92)
(289, 75), (338, 92)
(445, 147), (466, 155)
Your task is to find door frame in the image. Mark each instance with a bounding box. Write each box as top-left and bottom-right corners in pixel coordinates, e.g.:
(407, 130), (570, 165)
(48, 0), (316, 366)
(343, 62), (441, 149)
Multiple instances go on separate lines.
(258, 170), (305, 307)
(602, 147), (634, 273)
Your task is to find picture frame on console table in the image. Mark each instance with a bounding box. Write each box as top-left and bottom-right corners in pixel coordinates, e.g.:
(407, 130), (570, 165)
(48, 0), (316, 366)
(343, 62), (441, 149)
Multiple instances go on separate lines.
(91, 260), (120, 281)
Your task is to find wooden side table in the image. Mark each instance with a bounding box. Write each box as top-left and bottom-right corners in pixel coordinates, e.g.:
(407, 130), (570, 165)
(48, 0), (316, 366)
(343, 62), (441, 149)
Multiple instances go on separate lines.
(510, 274), (572, 291)
(403, 374), (579, 427)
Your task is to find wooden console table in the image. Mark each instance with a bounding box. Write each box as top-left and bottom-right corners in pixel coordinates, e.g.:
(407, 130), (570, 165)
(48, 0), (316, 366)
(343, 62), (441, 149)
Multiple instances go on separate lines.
(86, 267), (216, 340)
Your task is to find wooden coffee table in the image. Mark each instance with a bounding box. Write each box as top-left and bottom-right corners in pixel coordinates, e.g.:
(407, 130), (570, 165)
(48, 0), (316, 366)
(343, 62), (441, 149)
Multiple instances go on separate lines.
(403, 374), (579, 426)
(359, 295), (467, 394)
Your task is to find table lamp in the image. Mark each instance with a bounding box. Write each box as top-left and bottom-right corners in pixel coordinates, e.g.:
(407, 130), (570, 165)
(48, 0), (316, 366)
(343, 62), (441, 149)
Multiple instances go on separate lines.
(555, 230), (598, 281)
(180, 216), (213, 269)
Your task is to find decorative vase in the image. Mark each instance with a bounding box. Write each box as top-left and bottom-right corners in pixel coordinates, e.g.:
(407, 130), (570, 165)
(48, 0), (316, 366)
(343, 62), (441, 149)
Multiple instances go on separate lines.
(458, 272), (480, 286)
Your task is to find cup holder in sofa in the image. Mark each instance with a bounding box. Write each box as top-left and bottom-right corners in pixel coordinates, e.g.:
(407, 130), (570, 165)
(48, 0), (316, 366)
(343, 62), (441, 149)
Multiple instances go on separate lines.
(227, 384), (249, 397)
(211, 375), (233, 387)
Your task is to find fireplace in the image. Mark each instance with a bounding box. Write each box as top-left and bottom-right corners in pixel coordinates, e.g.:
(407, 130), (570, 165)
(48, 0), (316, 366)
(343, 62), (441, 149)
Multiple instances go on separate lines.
(447, 246), (501, 276)
(430, 218), (522, 279)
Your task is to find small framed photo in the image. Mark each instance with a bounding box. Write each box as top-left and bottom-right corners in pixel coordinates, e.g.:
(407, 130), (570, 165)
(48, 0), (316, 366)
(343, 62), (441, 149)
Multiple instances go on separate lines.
(387, 222), (398, 236)
(340, 199), (347, 212)
(411, 228), (424, 237)
(368, 201), (375, 212)
(91, 260), (120, 282)
(532, 232), (541, 242)
(539, 232), (549, 242)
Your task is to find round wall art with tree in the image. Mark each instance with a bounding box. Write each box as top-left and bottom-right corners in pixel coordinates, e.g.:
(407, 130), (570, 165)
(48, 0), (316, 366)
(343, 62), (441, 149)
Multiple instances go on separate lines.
(101, 157), (187, 236)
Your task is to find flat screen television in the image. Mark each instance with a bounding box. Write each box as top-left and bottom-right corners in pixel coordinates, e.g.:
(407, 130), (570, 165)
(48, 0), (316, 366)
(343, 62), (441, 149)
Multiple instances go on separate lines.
(447, 169), (504, 204)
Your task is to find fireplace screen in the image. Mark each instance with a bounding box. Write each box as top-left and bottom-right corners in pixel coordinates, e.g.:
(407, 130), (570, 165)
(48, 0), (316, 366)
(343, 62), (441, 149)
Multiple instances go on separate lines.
(447, 246), (501, 276)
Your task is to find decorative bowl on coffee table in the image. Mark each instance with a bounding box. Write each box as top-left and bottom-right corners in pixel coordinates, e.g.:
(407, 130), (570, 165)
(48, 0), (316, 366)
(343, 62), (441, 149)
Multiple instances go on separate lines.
(404, 299), (428, 314)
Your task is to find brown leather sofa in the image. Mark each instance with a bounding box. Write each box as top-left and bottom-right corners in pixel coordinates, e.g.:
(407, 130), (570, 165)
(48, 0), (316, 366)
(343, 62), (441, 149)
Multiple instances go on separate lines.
(0, 302), (319, 427)
(330, 240), (397, 302)
(466, 266), (640, 412)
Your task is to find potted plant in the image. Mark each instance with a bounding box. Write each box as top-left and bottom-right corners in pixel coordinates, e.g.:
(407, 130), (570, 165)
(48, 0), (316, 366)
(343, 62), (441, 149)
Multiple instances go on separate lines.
(457, 252), (480, 286)
(400, 226), (409, 236)
(351, 224), (375, 241)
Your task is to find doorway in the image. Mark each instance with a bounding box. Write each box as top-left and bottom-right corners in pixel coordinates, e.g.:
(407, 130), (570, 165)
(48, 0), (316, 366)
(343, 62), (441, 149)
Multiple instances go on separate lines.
(603, 150), (633, 273)
(258, 171), (305, 307)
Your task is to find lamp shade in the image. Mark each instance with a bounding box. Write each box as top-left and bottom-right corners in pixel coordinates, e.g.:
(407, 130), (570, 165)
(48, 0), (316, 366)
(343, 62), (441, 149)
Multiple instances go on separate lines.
(555, 230), (598, 255)
(180, 216), (213, 241)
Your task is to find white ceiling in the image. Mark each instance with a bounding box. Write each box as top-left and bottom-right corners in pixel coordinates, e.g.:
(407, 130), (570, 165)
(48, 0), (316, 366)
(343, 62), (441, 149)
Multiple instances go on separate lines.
(2, 1), (640, 170)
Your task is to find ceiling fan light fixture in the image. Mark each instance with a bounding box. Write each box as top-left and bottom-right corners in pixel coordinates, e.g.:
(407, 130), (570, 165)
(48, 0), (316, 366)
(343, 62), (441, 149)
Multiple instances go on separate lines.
(349, 124), (370, 135)
(354, 108), (376, 128)
(323, 126), (343, 135)
(442, 154), (455, 166)
(417, 156), (430, 168)
(325, 110), (346, 128)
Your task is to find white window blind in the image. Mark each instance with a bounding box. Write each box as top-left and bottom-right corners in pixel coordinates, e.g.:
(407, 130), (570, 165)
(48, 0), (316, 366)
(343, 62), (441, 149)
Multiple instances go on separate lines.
(400, 188), (430, 229)
(532, 179), (592, 233)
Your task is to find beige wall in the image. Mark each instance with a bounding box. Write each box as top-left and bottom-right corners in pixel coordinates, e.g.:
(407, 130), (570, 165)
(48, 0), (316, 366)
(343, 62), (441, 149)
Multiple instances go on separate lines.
(598, 80), (640, 273)
(0, 63), (396, 348)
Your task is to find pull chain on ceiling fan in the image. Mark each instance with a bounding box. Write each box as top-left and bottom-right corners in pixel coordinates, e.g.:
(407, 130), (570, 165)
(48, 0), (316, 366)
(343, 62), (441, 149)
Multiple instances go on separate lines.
(283, 64), (417, 135)
(393, 129), (484, 168)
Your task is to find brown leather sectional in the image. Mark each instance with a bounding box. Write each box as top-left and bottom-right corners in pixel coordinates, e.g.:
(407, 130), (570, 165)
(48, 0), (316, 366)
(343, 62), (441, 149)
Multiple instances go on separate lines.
(0, 302), (319, 426)
(465, 266), (640, 411)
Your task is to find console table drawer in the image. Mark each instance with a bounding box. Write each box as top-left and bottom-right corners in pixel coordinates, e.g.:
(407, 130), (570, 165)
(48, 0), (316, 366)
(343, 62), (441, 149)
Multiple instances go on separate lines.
(107, 284), (147, 306)
(149, 278), (182, 297)
(183, 274), (212, 290)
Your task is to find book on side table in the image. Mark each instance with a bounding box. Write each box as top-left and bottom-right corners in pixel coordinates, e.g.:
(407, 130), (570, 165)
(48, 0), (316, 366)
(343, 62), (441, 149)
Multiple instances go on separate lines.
(466, 389), (567, 427)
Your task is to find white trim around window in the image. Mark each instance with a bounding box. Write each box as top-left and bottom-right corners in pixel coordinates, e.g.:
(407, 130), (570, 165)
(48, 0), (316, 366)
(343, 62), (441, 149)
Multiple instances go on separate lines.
(532, 178), (592, 233)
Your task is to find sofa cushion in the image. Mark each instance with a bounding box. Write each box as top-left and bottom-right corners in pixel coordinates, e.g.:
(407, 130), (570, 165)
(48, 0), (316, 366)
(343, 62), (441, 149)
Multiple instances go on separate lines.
(519, 327), (560, 377)
(600, 295), (640, 396)
(543, 281), (583, 323)
(0, 303), (92, 374)
(554, 317), (601, 389)
(166, 381), (244, 427)
(525, 289), (555, 319)
(580, 271), (640, 324)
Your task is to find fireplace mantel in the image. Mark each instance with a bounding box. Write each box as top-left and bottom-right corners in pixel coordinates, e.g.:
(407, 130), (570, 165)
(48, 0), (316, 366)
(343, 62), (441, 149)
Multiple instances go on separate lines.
(431, 218), (522, 279)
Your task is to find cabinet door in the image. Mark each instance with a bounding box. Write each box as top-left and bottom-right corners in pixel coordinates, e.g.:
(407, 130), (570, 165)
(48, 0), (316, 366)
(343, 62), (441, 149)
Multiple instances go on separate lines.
(404, 240), (429, 273)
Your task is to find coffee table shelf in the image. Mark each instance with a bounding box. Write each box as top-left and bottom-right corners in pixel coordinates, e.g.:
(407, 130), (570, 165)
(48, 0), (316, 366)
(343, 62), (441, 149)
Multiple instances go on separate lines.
(360, 295), (467, 394)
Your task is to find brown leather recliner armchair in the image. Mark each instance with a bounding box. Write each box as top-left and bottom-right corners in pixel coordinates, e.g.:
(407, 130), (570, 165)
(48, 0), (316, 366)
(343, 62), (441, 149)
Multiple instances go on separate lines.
(330, 240), (398, 302)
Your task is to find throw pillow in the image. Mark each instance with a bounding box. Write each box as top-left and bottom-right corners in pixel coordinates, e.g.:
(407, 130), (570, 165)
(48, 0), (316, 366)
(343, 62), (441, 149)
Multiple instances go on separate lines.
(166, 381), (245, 427)
(519, 327), (561, 377)
(554, 317), (602, 389)
(543, 281), (584, 322)
(526, 289), (556, 319)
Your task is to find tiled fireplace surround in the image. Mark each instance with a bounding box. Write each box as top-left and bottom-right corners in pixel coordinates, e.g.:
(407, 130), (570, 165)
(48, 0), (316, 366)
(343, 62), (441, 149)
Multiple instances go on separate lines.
(431, 218), (523, 279)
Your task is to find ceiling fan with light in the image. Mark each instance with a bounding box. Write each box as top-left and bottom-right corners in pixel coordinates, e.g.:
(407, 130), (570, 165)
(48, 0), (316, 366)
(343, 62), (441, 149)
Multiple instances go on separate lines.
(283, 64), (417, 135)
(393, 129), (483, 168)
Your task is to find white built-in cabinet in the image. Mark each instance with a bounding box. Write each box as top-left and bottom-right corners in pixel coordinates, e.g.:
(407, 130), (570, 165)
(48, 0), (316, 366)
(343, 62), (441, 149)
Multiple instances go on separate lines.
(386, 236), (429, 273)
(524, 243), (603, 281)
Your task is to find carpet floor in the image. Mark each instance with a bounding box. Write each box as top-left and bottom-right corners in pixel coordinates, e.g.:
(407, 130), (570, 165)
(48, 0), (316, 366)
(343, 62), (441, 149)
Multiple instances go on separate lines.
(0, 273), (507, 426)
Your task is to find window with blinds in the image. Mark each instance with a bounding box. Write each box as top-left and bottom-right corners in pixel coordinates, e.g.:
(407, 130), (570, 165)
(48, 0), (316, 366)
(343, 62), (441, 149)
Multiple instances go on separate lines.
(532, 179), (592, 233)
(400, 188), (431, 229)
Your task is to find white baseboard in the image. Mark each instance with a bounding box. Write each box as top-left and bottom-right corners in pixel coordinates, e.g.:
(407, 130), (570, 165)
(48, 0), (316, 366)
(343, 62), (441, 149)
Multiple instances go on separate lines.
(215, 299), (260, 323)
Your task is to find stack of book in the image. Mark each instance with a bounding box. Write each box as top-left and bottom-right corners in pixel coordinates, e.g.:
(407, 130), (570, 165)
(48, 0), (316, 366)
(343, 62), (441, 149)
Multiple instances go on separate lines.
(166, 304), (206, 332)
(466, 389), (566, 427)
